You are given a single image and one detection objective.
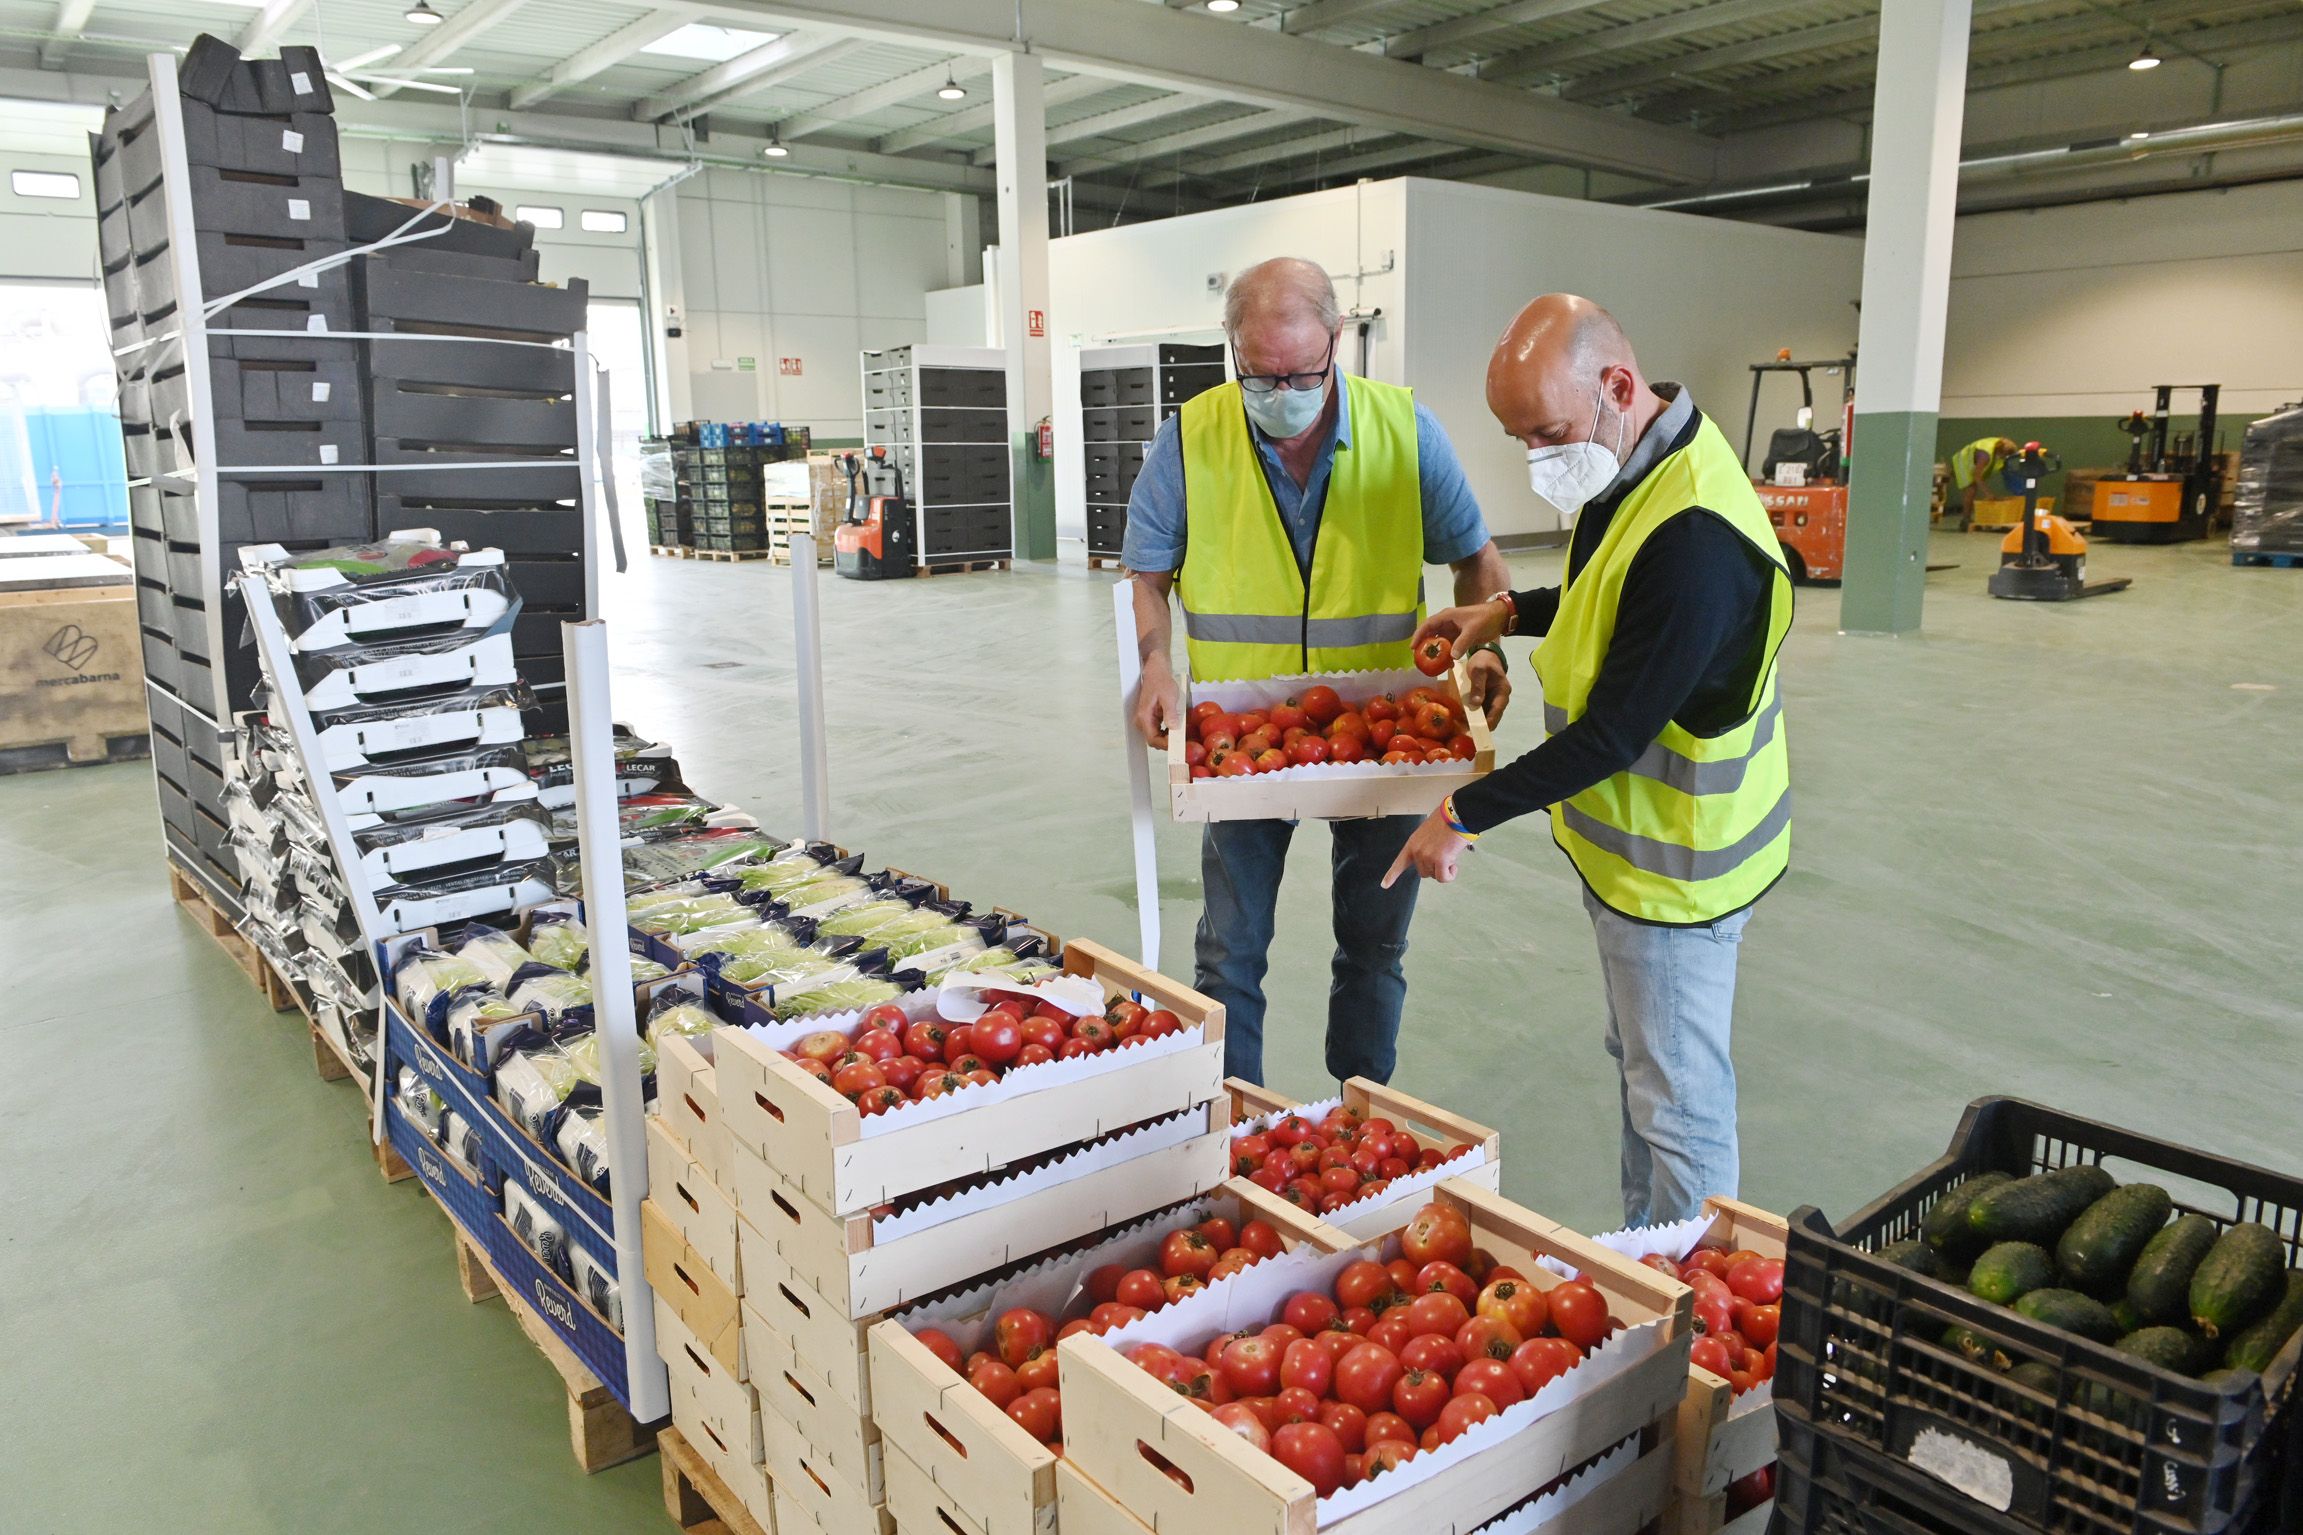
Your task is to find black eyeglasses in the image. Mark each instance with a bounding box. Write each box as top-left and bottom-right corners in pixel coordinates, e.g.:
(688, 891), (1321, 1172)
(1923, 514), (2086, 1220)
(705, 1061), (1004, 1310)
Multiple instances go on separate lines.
(1233, 338), (1335, 396)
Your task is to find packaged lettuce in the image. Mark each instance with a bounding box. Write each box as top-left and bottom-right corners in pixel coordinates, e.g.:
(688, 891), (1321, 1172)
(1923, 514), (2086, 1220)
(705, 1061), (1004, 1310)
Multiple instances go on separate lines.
(630, 894), (754, 936)
(510, 968), (591, 1021)
(768, 975), (904, 1022)
(816, 900), (918, 938)
(495, 1044), (578, 1137)
(721, 949), (849, 991)
(394, 949), (488, 1019)
(455, 925), (534, 988)
(647, 1000), (717, 1049)
(929, 946), (1062, 988)
(528, 919), (589, 971)
(447, 987), (524, 1064)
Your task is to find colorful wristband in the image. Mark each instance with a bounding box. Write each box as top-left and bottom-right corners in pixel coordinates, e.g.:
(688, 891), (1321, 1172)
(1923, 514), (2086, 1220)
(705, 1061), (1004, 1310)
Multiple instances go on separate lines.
(1443, 795), (1479, 842)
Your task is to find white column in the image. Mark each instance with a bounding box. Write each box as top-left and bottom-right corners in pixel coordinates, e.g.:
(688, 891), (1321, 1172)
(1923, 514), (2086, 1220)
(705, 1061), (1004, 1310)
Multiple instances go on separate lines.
(993, 51), (1055, 560)
(640, 185), (691, 424)
(1840, 0), (1971, 634)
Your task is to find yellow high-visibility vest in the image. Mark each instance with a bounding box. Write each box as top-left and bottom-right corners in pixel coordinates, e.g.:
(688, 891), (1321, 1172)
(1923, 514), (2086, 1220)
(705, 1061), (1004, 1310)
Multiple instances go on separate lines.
(1536, 414), (1795, 925)
(1951, 437), (2015, 490)
(1176, 375), (1424, 681)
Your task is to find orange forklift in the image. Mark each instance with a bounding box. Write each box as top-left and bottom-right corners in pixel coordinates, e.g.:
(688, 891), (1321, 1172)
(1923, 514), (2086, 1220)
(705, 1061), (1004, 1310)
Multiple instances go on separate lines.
(2091, 384), (2222, 542)
(1740, 349), (1856, 584)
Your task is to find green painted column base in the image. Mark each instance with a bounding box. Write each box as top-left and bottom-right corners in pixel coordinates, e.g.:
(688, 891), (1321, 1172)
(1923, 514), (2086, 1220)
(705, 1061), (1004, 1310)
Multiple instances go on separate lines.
(1012, 443), (1057, 560)
(1840, 408), (1938, 634)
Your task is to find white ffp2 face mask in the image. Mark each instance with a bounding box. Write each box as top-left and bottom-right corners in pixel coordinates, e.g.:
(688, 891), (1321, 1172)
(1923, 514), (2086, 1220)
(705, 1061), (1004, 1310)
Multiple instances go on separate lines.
(1242, 379), (1327, 440)
(1527, 384), (1627, 526)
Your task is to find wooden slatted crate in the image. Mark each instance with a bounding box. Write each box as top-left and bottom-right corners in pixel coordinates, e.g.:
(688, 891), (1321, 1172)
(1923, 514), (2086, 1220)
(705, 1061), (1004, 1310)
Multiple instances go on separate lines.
(1226, 1075), (1502, 1241)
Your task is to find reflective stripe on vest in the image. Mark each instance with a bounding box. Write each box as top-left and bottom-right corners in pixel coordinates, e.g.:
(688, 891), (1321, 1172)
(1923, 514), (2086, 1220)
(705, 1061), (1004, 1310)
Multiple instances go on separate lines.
(1533, 410), (1795, 925)
(1176, 374), (1425, 682)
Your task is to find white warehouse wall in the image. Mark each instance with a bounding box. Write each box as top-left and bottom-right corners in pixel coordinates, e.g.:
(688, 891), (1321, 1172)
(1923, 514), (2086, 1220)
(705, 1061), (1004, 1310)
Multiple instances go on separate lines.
(671, 169), (955, 441)
(1402, 180), (1865, 541)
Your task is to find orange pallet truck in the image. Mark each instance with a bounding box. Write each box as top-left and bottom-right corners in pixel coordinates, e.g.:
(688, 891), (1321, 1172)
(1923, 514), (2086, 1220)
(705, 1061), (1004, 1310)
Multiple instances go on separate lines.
(833, 447), (917, 581)
(1990, 442), (2131, 601)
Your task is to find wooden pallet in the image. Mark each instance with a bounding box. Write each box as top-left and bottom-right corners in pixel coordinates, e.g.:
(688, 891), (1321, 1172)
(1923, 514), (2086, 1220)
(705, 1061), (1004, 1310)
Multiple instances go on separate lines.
(767, 545), (833, 567)
(444, 1214), (658, 1473)
(0, 729), (150, 775)
(915, 558), (1011, 578)
(691, 547), (774, 563)
(2233, 550), (2303, 568)
(169, 862), (279, 998)
(659, 1427), (771, 1535)
(1086, 555), (1121, 571)
(651, 545), (696, 559)
(308, 1015), (415, 1183)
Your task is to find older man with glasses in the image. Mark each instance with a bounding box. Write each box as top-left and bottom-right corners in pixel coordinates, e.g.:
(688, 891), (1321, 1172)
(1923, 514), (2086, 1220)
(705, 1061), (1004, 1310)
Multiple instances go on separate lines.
(1123, 255), (1514, 1087)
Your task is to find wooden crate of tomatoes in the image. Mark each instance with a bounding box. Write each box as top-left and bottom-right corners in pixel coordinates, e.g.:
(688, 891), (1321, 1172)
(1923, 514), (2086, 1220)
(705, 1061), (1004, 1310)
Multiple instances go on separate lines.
(1608, 1198), (1786, 1535)
(1053, 1181), (1693, 1535)
(868, 1185), (1347, 1535)
(1167, 654), (1495, 823)
(1227, 1077), (1502, 1241)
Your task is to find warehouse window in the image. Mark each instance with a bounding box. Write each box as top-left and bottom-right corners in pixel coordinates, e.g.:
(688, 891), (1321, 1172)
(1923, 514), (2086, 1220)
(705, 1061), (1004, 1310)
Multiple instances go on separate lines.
(580, 209), (629, 234)
(516, 204), (564, 230)
(11, 170), (81, 200)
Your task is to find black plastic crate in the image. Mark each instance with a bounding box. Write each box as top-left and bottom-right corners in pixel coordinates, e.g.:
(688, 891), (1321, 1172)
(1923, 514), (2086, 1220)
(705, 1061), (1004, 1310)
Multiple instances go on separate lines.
(354, 263), (587, 340)
(369, 390), (576, 453)
(365, 443), (578, 503)
(1161, 364), (1226, 404)
(1777, 1096), (2303, 1535)
(383, 502), (580, 556)
(345, 190), (532, 258)
(364, 337), (573, 396)
(178, 37), (334, 117)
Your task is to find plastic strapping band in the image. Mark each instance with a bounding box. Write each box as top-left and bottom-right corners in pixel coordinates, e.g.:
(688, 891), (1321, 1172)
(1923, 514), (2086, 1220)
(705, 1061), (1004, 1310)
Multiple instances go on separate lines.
(591, 359), (627, 574)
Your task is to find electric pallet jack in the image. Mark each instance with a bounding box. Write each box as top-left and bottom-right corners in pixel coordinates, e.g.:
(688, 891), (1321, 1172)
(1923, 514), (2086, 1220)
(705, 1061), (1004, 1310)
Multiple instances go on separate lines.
(833, 447), (916, 580)
(1989, 442), (2131, 601)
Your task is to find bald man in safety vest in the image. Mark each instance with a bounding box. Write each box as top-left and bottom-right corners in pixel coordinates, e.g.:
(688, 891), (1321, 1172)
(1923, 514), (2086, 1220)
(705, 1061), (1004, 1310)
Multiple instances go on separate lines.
(1126, 256), (1515, 1087)
(1388, 295), (1794, 1225)
(1951, 436), (2020, 529)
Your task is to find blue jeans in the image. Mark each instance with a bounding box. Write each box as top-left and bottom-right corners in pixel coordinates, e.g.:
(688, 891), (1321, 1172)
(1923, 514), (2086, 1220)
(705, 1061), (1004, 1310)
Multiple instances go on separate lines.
(1195, 816), (1421, 1086)
(1585, 887), (1753, 1226)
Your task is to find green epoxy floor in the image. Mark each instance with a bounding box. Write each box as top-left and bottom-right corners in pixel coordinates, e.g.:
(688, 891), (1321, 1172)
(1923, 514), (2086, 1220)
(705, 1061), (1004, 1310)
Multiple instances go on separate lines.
(4, 529), (2298, 1531)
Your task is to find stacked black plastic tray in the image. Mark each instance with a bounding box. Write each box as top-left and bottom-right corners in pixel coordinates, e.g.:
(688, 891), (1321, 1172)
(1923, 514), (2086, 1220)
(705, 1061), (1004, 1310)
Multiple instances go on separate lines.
(95, 35), (352, 908)
(861, 345), (1013, 568)
(232, 538), (563, 1065)
(1077, 342), (1224, 562)
(671, 440), (808, 553)
(347, 190), (589, 722)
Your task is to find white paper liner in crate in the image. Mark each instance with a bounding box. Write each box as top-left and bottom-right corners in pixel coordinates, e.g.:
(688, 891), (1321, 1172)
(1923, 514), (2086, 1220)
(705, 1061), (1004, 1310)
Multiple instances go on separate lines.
(1228, 1091), (1491, 1231)
(1185, 666), (1483, 787)
(868, 1103), (1214, 1244)
(1471, 1437), (1641, 1535)
(891, 1188), (1244, 1351)
(1096, 1237), (1673, 1525)
(1567, 1214), (1774, 1421)
(735, 997), (1208, 1139)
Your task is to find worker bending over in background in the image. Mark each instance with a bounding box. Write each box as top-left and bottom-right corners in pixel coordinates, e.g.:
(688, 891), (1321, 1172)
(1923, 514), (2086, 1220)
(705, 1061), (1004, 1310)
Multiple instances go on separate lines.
(1387, 294), (1794, 1225)
(1126, 255), (1515, 1087)
(1950, 435), (2020, 529)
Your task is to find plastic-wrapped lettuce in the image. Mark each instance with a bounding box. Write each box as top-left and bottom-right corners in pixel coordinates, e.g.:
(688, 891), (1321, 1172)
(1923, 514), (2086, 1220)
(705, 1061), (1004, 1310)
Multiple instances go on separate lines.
(510, 968), (591, 1021)
(455, 926), (534, 987)
(852, 909), (973, 958)
(646, 999), (717, 1052)
(495, 1043), (579, 1138)
(447, 988), (524, 1064)
(927, 945), (1063, 988)
(816, 899), (920, 938)
(630, 893), (755, 936)
(627, 881), (714, 915)
(396, 1066), (447, 1141)
(732, 848), (842, 897)
(604, 954), (671, 985)
(557, 1102), (611, 1195)
(394, 949), (488, 1019)
(722, 947), (850, 991)
(528, 918), (589, 971)
(768, 975), (905, 1022)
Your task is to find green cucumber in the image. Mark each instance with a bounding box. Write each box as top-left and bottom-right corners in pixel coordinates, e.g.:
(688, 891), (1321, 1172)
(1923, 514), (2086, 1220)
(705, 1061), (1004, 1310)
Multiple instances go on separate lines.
(2056, 1184), (2172, 1296)
(2110, 1298), (2146, 1335)
(2014, 1287), (2120, 1342)
(1878, 1238), (1946, 1279)
(2127, 1213), (2218, 1324)
(2191, 1222), (2285, 1339)
(1924, 1172), (2014, 1256)
(2222, 1271), (2303, 1373)
(2115, 1326), (2211, 1376)
(1970, 1242), (2057, 1306)
(2004, 1360), (2061, 1422)
(1969, 1165), (2117, 1247)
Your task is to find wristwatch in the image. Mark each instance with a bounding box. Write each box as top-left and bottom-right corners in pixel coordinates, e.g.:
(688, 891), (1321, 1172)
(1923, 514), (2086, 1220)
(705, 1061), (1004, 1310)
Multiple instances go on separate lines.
(1484, 591), (1520, 637)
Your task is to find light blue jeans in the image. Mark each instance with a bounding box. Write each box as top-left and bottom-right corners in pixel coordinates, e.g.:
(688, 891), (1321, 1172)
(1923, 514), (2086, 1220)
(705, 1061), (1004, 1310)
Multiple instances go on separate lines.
(1584, 887), (1753, 1226)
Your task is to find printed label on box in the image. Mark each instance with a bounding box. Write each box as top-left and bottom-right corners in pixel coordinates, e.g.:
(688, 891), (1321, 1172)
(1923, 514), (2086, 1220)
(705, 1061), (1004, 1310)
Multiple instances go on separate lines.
(306, 316), (329, 332)
(287, 198), (310, 221)
(318, 444), (339, 464)
(298, 272), (319, 288)
(290, 71), (312, 94)
(282, 130), (305, 153)
(312, 382), (331, 402)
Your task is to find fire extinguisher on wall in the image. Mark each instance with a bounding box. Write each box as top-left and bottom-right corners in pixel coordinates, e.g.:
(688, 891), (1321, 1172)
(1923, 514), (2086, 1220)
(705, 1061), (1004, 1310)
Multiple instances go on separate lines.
(1034, 416), (1054, 462)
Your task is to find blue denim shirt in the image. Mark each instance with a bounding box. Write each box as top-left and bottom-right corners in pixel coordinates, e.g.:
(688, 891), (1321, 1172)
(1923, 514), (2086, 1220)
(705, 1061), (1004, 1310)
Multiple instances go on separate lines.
(1118, 371), (1489, 574)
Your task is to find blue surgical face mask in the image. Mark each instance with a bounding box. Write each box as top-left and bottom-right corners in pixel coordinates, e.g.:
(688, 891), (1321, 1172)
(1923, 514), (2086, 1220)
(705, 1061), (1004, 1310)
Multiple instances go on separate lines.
(1242, 379), (1327, 440)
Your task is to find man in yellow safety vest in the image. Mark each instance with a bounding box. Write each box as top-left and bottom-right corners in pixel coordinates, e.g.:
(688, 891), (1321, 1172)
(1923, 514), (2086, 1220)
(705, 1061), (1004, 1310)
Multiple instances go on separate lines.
(1126, 256), (1515, 1087)
(1386, 295), (1795, 1225)
(1950, 435), (2020, 529)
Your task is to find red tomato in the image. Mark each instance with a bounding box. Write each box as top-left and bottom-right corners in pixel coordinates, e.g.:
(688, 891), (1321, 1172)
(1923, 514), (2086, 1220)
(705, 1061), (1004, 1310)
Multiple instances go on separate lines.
(1162, 1274), (1208, 1306)
(914, 1070), (968, 1100)
(1363, 694), (1401, 724)
(900, 1022), (947, 1062)
(1073, 1017), (1116, 1051)
(1315, 1398), (1367, 1454)
(1741, 1303), (1781, 1350)
(1280, 1337), (1333, 1397)
(1508, 1337), (1583, 1398)
(851, 1027), (903, 1062)
(1016, 1351), (1059, 1393)
(1404, 1292), (1471, 1339)
(914, 1328), (963, 1370)
(830, 1061), (886, 1100)
(1130, 1345), (1217, 1402)
(1689, 1335), (1736, 1378)
(1209, 1250), (1256, 1282)
(1333, 1343), (1403, 1415)
(1414, 634), (1453, 676)
(1288, 737), (1332, 767)
(1726, 1347), (1766, 1396)
(1014, 1015), (1063, 1054)
(857, 1085), (908, 1116)
(1476, 1278), (1548, 1338)
(1691, 1288), (1736, 1341)
(1328, 734), (1367, 764)
(1456, 1316), (1522, 1362)
(968, 1359), (1021, 1408)
(1680, 1249), (1734, 1280)
(1727, 1257), (1785, 1305)
(788, 1057), (834, 1084)
(1362, 1439), (1418, 1480)
(969, 1015), (1023, 1066)
(1400, 1203), (1474, 1269)
(1219, 1335), (1282, 1397)
(1546, 1281), (1615, 1350)
(1282, 1291), (1338, 1335)
(1724, 1465), (1776, 1517)
(1015, 1043), (1055, 1067)
(1453, 1358), (1523, 1410)
(1239, 1219), (1284, 1260)
(1270, 1423), (1346, 1498)
(1209, 1402), (1270, 1452)
(1090, 1303), (1146, 1333)
(1006, 1385), (1062, 1442)
(940, 1025), (974, 1058)
(1416, 1261), (1478, 1308)
(1115, 1269), (1166, 1311)
(1366, 1313), (1416, 1357)
(1364, 1410), (1416, 1448)
(1161, 1230), (1218, 1280)
(1272, 1386), (1323, 1426)
(1391, 1368), (1450, 1430)
(879, 1056), (923, 1092)
(1399, 1333), (1462, 1382)
(994, 1309), (1051, 1368)
(1339, 1307), (1377, 1337)
(1334, 1260), (1395, 1312)
(1434, 1392), (1496, 1444)
(1297, 685), (1343, 726)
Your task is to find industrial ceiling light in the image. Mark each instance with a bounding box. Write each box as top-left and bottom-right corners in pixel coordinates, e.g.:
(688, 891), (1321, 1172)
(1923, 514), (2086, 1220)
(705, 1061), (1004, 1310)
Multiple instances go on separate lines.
(762, 135), (790, 158)
(404, 1), (443, 24)
(1207, 0), (1243, 11)
(2127, 129), (2150, 140)
(2128, 45), (2161, 70)
(937, 70), (966, 101)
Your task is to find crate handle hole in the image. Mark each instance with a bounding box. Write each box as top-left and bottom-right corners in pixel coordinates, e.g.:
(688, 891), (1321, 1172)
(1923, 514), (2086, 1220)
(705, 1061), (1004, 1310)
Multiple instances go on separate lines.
(683, 1092), (708, 1123)
(778, 1282), (811, 1319)
(936, 1511), (968, 1535)
(673, 1261), (702, 1297)
(683, 1343), (710, 1375)
(702, 1420), (729, 1457)
(677, 1180), (701, 1215)
(770, 1188), (800, 1226)
(784, 1371), (815, 1408)
(802, 1460), (829, 1496)
(1138, 1441), (1194, 1494)
(925, 1412), (967, 1458)
(755, 1090), (785, 1123)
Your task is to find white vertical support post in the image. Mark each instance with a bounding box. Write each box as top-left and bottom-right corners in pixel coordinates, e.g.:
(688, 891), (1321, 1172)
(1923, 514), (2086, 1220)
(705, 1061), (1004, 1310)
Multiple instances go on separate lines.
(431, 153), (454, 200)
(790, 532), (831, 842)
(562, 618), (667, 1424)
(1111, 577), (1161, 971)
(992, 51), (1054, 561)
(640, 186), (689, 427)
(1840, 0), (1972, 635)
(572, 329), (604, 614)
